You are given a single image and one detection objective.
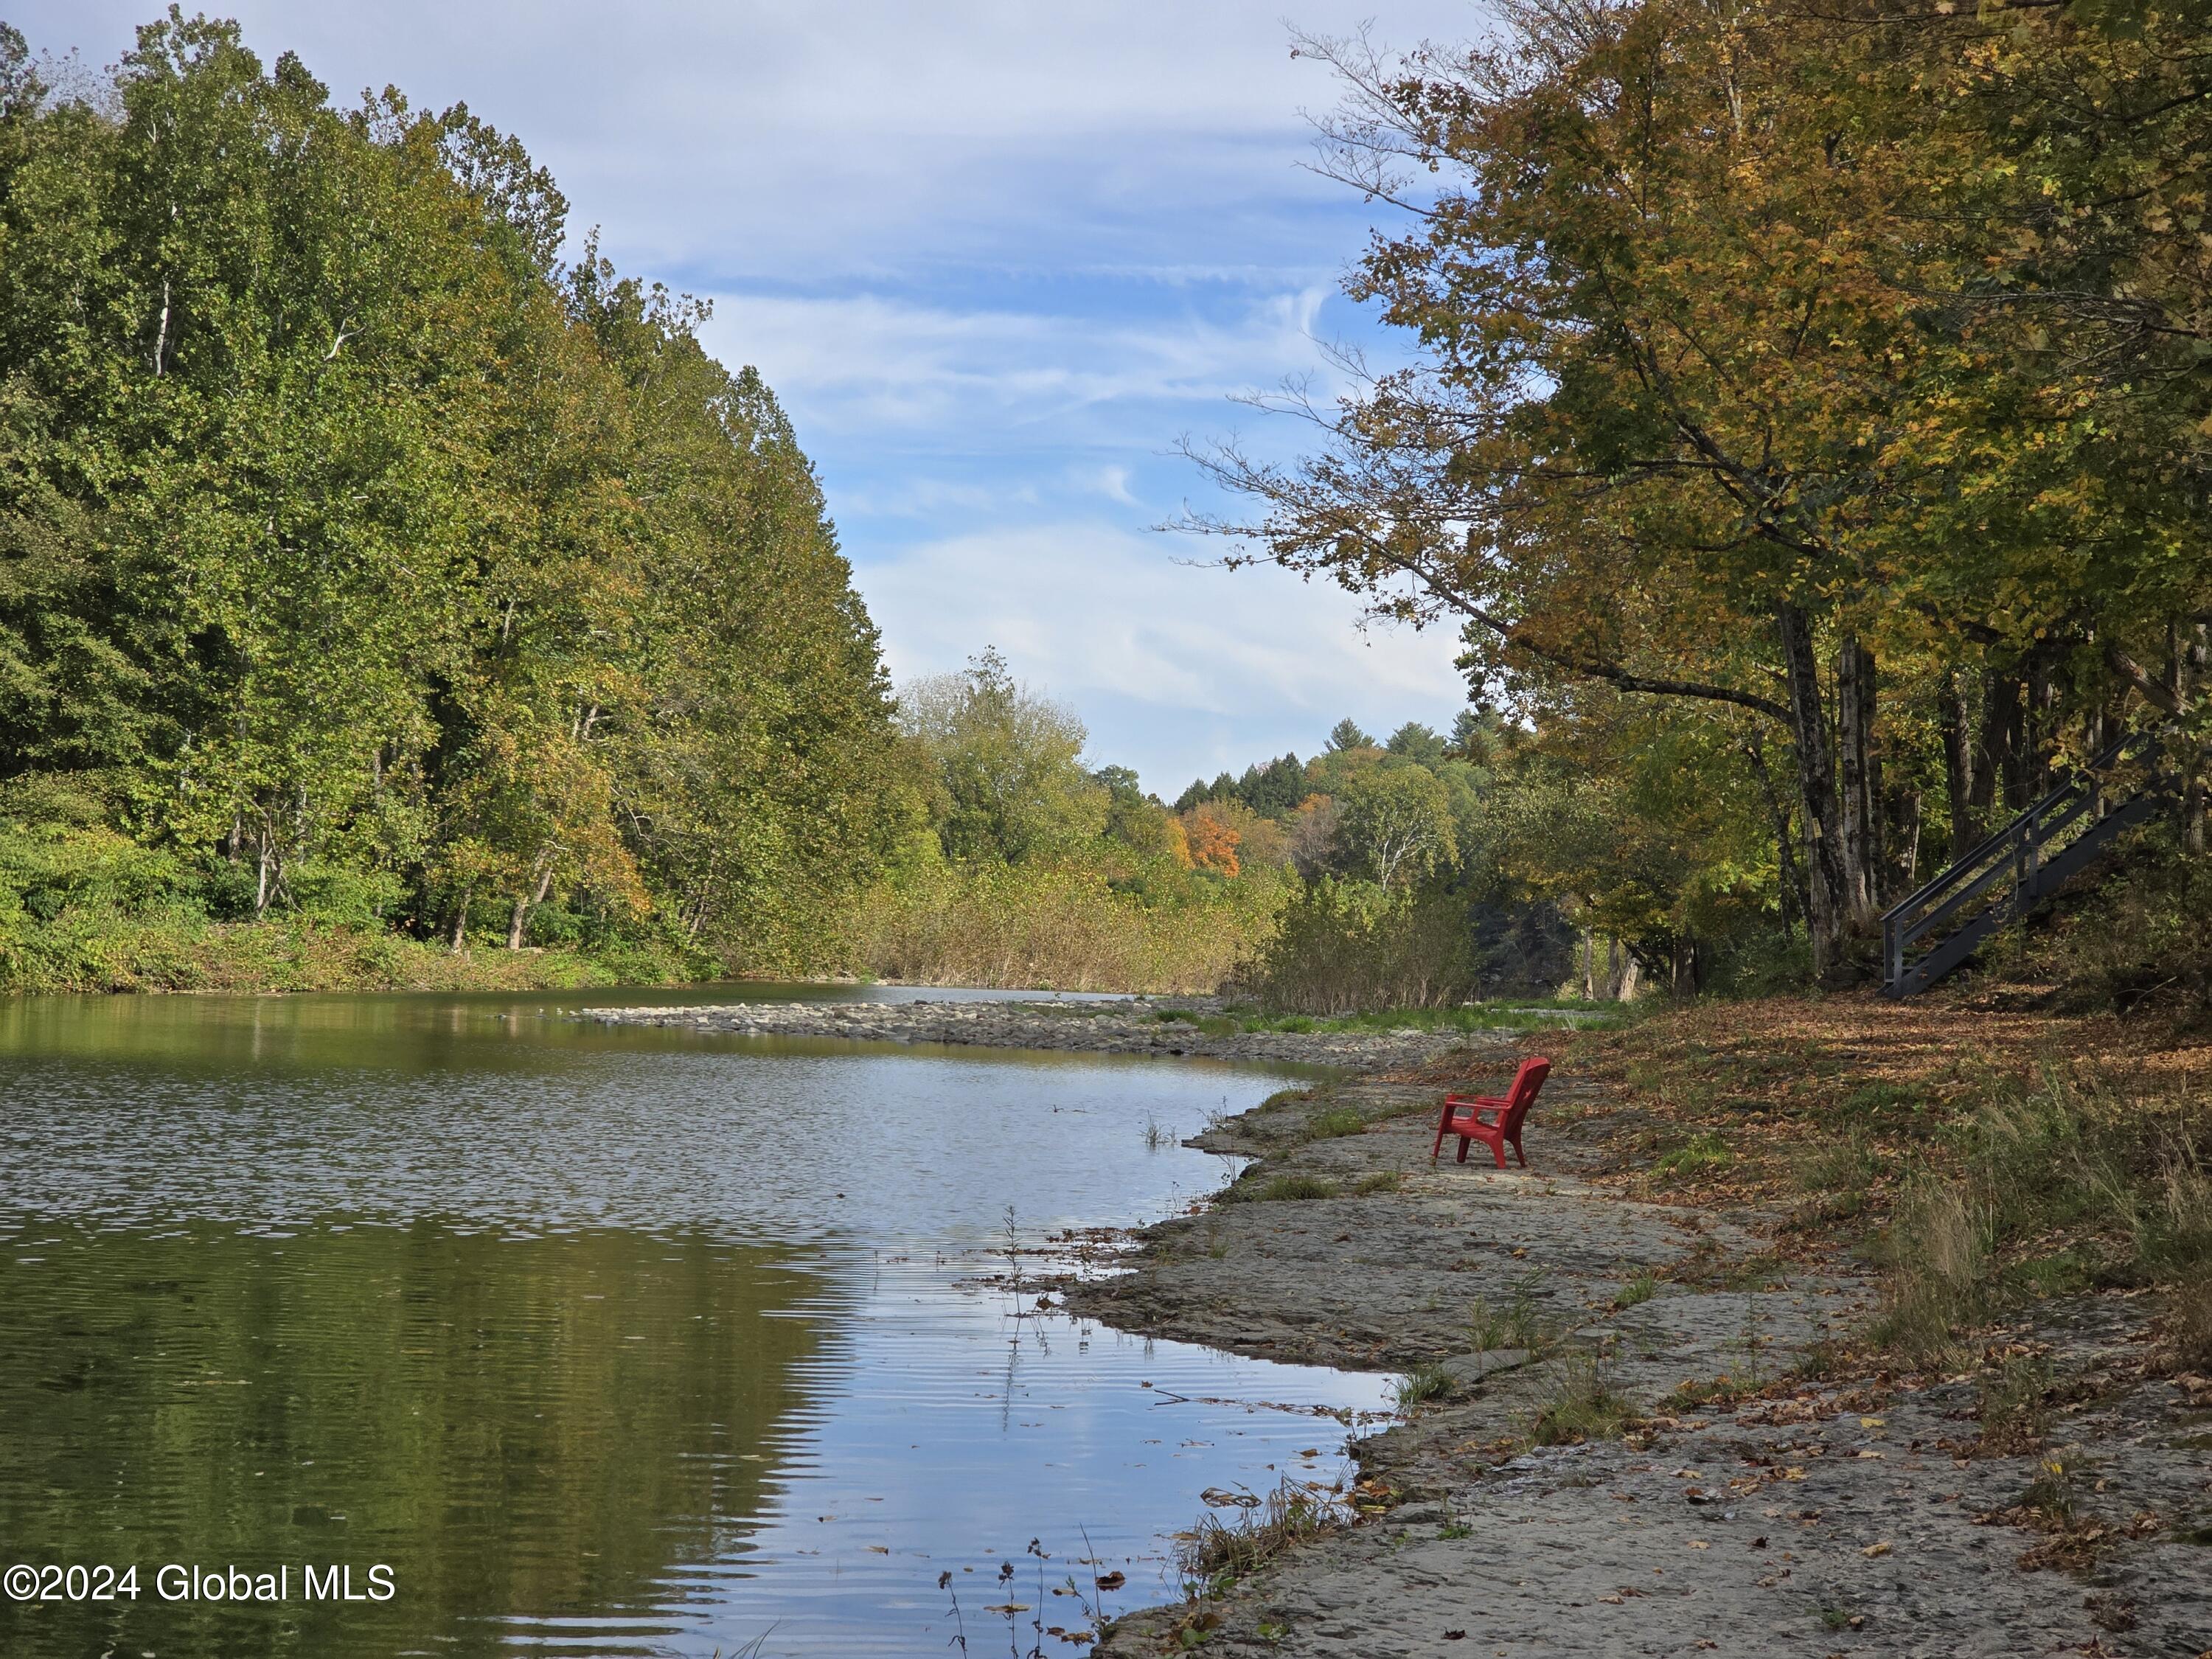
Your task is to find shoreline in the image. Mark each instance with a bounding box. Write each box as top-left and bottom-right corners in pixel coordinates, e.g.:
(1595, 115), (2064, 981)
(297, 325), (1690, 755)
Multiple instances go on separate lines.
(1062, 1045), (2211, 1657)
(579, 996), (1502, 1069)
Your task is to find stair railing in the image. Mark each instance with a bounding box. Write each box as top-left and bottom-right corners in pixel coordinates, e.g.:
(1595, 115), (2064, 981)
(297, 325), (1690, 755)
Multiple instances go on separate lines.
(1880, 732), (2156, 997)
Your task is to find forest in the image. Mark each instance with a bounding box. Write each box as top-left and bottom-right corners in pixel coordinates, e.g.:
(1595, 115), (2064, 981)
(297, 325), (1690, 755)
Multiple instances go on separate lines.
(4, 0), (2209, 1011)
(0, 15), (903, 990)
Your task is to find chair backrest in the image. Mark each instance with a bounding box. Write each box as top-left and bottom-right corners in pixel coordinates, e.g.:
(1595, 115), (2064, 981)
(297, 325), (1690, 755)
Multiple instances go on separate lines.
(1501, 1057), (1551, 1130)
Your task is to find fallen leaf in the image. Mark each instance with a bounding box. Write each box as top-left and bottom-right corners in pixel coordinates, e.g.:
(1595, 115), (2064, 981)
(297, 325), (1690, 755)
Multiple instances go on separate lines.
(1862, 1541), (1892, 1558)
(1688, 1540), (1711, 1550)
(1859, 1416), (1885, 1429)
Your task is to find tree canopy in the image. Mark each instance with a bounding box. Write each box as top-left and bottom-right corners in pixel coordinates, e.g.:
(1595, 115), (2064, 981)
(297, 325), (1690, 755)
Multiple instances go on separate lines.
(1189, 0), (2212, 981)
(0, 14), (900, 971)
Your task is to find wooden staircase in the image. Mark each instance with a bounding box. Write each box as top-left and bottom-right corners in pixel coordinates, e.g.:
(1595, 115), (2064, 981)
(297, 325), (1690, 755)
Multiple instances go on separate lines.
(1881, 734), (2166, 998)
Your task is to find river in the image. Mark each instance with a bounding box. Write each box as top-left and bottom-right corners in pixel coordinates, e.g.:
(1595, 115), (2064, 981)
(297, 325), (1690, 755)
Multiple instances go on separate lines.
(0, 986), (1393, 1658)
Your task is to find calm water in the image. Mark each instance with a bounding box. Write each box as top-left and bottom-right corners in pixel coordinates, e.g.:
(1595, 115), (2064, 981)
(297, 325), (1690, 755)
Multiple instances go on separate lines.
(0, 987), (1392, 1658)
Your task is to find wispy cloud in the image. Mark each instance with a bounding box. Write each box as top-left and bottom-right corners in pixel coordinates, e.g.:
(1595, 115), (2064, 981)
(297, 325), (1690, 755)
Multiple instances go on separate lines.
(864, 524), (1467, 790)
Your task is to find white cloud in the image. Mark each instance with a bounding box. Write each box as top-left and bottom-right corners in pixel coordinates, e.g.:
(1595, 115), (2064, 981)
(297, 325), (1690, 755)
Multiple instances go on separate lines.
(15, 1), (1482, 277)
(860, 524), (1467, 791)
(696, 285), (1340, 444)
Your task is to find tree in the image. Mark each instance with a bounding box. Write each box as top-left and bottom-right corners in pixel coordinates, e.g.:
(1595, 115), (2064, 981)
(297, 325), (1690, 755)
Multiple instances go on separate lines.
(1385, 722), (1447, 770)
(900, 649), (1105, 864)
(0, 15), (901, 971)
(1335, 765), (1456, 889)
(1326, 718), (1375, 754)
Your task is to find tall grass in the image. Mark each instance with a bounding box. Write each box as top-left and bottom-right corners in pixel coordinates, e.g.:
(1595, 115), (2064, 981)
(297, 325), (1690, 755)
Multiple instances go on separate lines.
(1875, 1067), (2212, 1364)
(847, 860), (1284, 992)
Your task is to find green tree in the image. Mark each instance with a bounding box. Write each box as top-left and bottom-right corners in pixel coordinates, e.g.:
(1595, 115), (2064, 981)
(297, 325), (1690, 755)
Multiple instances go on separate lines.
(1335, 763), (1457, 888)
(900, 649), (1106, 864)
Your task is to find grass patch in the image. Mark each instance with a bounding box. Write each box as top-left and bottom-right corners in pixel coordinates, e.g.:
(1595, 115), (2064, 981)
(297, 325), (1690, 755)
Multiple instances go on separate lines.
(1353, 1170), (1403, 1195)
(1256, 1174), (1336, 1202)
(1528, 1353), (1636, 1446)
(1975, 1355), (2053, 1455)
(1177, 1480), (1341, 1582)
(2168, 1279), (2212, 1371)
(1790, 1130), (1881, 1224)
(1650, 1132), (1733, 1180)
(1873, 1068), (2212, 1365)
(1470, 1270), (1557, 1354)
(1307, 1107), (1366, 1139)
(1394, 1361), (1455, 1408)
(1610, 1271), (1659, 1310)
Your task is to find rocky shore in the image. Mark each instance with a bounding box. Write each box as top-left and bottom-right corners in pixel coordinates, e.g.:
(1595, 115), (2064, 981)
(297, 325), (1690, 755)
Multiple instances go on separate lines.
(1066, 1069), (2212, 1658)
(580, 995), (1489, 1069)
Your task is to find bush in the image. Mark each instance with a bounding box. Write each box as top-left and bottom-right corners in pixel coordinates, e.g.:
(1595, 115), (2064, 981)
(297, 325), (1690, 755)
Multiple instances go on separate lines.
(1242, 877), (1477, 1014)
(846, 857), (1287, 992)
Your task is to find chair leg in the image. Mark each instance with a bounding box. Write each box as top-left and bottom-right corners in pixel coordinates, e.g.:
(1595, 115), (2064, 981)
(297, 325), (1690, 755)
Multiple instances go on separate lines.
(1432, 1124), (1447, 1164)
(1491, 1141), (1508, 1169)
(1512, 1136), (1527, 1168)
(1456, 1137), (1470, 1164)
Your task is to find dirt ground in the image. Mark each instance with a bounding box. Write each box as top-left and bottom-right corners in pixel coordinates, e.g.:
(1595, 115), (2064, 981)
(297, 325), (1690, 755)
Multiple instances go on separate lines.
(1064, 1009), (2212, 1658)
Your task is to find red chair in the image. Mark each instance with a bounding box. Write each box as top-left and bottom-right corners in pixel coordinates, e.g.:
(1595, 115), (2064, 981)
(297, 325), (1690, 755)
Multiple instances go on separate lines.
(1431, 1057), (1551, 1168)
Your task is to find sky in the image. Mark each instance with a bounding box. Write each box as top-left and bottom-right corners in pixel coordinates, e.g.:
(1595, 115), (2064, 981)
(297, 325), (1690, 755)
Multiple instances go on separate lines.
(13, 1), (1489, 796)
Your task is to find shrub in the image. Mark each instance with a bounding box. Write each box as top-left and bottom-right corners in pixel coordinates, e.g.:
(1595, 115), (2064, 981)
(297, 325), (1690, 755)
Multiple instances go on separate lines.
(1240, 877), (1476, 1013)
(847, 858), (1287, 992)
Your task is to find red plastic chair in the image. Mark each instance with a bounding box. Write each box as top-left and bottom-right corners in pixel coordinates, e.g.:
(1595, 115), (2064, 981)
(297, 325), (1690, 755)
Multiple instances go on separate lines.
(1431, 1057), (1551, 1168)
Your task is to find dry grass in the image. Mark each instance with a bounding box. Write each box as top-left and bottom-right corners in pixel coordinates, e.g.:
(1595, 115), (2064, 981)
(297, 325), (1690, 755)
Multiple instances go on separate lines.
(847, 861), (1281, 992)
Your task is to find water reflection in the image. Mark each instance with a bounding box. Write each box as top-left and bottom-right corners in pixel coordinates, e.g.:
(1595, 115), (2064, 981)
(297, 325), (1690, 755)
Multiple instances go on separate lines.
(0, 989), (1388, 1658)
(0, 1222), (832, 1658)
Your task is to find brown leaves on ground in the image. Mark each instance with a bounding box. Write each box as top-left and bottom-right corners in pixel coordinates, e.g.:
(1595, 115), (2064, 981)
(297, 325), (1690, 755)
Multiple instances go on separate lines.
(1397, 992), (2212, 1256)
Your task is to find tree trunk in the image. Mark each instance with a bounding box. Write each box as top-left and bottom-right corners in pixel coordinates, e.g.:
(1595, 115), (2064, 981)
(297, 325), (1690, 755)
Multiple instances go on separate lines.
(506, 863), (557, 950)
(1836, 636), (1879, 922)
(450, 886), (471, 953)
(2186, 625), (2208, 855)
(1743, 734), (1802, 941)
(1978, 669), (2025, 812)
(1887, 787), (1922, 899)
(1777, 605), (1852, 980)
(1943, 668), (1978, 858)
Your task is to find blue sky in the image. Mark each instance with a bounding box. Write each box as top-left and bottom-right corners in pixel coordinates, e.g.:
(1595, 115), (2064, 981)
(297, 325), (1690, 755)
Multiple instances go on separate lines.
(15, 1), (1486, 796)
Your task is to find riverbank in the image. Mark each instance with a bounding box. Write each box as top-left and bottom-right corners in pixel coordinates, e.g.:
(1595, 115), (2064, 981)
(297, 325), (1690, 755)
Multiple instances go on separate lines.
(0, 911), (689, 995)
(1066, 998), (2212, 1657)
(579, 996), (1588, 1068)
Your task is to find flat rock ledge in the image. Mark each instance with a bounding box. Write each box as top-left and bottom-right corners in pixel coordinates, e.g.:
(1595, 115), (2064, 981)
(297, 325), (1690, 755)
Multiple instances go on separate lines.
(580, 997), (1498, 1068)
(1068, 1078), (2212, 1659)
